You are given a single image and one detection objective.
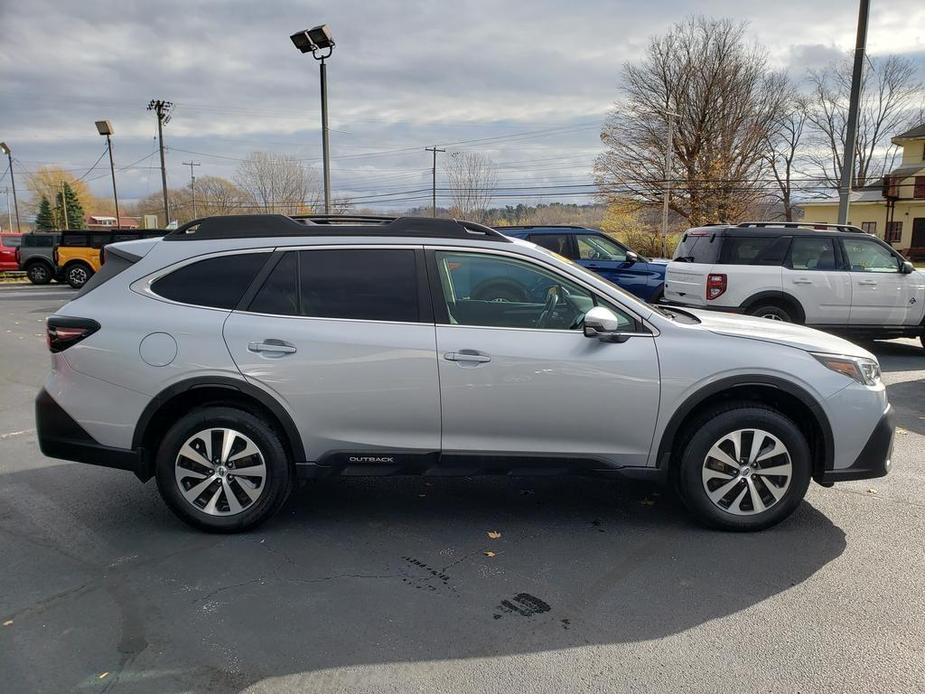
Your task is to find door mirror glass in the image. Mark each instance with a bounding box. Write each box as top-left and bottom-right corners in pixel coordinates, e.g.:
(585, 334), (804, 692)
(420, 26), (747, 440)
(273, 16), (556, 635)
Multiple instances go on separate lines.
(901, 260), (915, 274)
(583, 306), (624, 341)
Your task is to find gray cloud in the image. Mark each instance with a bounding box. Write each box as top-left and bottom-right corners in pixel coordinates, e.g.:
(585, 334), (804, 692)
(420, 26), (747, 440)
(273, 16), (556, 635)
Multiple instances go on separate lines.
(1, 0), (923, 211)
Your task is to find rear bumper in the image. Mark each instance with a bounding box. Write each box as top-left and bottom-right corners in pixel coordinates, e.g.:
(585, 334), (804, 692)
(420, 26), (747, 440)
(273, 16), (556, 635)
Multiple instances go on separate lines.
(35, 388), (150, 481)
(815, 405), (893, 484)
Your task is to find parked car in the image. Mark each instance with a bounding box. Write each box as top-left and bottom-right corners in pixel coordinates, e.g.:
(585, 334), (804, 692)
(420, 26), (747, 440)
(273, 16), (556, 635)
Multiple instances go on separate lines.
(56, 229), (165, 288)
(17, 232), (61, 284)
(37, 214), (893, 533)
(665, 222), (925, 349)
(497, 225), (667, 302)
(0, 233), (22, 272)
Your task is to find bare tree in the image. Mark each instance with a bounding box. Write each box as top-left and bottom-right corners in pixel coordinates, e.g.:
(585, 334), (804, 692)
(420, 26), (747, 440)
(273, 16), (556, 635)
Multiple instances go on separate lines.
(805, 55), (921, 189)
(194, 176), (247, 217)
(235, 151), (321, 214)
(763, 91), (809, 221)
(444, 151), (498, 222)
(595, 17), (788, 226)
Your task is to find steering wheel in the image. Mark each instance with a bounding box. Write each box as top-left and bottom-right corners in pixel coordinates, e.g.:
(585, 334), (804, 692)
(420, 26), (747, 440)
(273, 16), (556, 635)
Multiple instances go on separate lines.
(536, 286), (560, 328)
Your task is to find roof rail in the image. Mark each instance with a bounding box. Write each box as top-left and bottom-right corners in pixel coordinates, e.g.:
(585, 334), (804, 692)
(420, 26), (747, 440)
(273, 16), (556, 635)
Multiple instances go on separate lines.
(493, 225), (588, 230)
(164, 214), (512, 242)
(734, 221), (864, 233)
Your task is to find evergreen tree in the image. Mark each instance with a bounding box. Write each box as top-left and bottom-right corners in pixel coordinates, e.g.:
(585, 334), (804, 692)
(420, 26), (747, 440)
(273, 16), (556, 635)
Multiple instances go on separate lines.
(35, 196), (56, 230)
(59, 182), (86, 229)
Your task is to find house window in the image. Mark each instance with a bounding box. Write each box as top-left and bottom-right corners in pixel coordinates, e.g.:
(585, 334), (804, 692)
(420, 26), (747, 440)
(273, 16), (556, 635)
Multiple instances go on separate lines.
(914, 176), (925, 199)
(861, 222), (877, 235)
(885, 221), (903, 244)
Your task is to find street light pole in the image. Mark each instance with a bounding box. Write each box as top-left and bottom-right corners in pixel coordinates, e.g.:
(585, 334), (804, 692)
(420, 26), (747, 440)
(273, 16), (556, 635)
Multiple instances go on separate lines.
(837, 0), (871, 224)
(291, 25), (335, 215)
(0, 143), (22, 232)
(183, 161), (201, 218)
(96, 121), (120, 228)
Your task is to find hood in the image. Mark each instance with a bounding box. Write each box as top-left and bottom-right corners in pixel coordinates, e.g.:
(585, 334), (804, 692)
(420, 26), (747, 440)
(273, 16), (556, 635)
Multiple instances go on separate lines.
(684, 309), (875, 358)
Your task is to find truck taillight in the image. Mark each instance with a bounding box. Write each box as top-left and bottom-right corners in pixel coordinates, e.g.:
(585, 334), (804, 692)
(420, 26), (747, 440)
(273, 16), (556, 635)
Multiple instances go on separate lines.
(706, 273), (726, 300)
(46, 316), (100, 353)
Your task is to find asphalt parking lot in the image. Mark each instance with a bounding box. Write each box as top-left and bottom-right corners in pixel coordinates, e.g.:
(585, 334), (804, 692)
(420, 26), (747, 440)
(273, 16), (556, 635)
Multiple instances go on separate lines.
(1, 282), (923, 694)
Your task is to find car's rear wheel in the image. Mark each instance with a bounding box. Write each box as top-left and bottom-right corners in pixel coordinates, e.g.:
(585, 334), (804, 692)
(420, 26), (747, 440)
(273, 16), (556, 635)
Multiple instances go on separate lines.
(26, 262), (52, 285)
(65, 263), (93, 289)
(747, 304), (793, 322)
(676, 404), (811, 531)
(155, 406), (293, 532)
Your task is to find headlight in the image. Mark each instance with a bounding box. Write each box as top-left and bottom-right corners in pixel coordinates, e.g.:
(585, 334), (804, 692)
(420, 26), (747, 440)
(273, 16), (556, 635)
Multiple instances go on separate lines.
(812, 353), (881, 386)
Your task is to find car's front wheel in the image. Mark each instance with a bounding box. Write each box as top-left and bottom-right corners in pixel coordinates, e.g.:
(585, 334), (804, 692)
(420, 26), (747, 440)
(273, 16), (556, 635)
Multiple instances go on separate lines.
(155, 406), (293, 532)
(676, 404), (811, 531)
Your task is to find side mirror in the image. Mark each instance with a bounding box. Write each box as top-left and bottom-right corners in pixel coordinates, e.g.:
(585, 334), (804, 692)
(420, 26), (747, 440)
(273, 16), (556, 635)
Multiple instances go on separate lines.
(901, 260), (915, 274)
(584, 306), (626, 342)
(623, 251), (639, 265)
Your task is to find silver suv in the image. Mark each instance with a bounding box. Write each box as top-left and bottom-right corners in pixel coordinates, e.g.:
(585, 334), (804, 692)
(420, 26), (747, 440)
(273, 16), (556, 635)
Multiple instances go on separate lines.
(36, 215), (894, 532)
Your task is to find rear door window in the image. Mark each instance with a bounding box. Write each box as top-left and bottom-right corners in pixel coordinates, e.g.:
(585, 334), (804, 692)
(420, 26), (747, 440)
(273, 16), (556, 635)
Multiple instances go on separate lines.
(789, 238), (838, 271)
(527, 234), (576, 259)
(299, 249), (419, 322)
(152, 253), (269, 308)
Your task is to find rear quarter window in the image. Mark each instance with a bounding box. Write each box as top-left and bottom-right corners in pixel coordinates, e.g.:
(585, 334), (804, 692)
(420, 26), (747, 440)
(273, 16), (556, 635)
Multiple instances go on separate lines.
(2, 236), (21, 248)
(673, 231), (721, 263)
(719, 236), (791, 265)
(151, 253), (269, 309)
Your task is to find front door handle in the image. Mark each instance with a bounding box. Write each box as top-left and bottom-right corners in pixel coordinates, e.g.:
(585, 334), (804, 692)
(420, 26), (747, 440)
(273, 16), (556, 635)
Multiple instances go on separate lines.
(857, 279), (878, 286)
(248, 340), (297, 355)
(443, 350), (491, 364)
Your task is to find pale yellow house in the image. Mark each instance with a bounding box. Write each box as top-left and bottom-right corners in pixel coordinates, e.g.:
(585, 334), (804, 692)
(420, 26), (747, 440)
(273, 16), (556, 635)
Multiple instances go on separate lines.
(799, 123), (925, 257)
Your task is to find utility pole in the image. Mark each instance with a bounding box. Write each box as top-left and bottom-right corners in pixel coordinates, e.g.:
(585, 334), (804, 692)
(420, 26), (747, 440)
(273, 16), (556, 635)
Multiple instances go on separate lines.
(183, 161), (201, 218)
(147, 99), (173, 225)
(0, 143), (21, 232)
(59, 183), (69, 229)
(2, 188), (11, 232)
(425, 146), (445, 217)
(660, 111), (678, 257)
(837, 0), (870, 224)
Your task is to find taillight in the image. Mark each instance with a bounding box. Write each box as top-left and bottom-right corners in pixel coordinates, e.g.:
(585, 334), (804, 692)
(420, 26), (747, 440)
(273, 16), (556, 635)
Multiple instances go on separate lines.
(706, 273), (726, 300)
(46, 316), (100, 353)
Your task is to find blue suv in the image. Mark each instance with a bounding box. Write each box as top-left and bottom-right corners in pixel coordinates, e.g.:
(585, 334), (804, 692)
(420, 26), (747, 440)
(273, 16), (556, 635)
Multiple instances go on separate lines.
(498, 226), (667, 302)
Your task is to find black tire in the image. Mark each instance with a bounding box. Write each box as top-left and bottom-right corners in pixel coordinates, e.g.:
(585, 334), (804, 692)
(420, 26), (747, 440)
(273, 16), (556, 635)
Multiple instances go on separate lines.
(675, 403), (811, 531)
(26, 262), (53, 285)
(747, 303), (793, 323)
(155, 406), (293, 532)
(65, 263), (93, 289)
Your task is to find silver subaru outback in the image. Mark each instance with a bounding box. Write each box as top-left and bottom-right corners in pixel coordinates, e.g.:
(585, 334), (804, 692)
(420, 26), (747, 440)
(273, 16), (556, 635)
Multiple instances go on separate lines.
(36, 215), (893, 532)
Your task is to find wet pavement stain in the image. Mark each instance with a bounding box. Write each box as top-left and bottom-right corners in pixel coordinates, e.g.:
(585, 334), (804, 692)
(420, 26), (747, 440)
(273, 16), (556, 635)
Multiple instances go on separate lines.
(493, 592), (551, 619)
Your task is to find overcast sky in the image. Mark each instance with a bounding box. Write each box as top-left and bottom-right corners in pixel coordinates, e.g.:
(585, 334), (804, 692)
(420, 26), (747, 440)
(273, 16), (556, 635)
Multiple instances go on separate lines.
(1, 0), (924, 213)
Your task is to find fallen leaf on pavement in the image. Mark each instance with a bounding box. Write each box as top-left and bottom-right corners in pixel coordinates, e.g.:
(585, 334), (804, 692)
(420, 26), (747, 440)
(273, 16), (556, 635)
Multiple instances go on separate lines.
(487, 531), (501, 539)
(640, 498), (655, 506)
(98, 673), (109, 680)
(867, 488), (877, 494)
(2, 620), (12, 626)
(484, 551), (496, 557)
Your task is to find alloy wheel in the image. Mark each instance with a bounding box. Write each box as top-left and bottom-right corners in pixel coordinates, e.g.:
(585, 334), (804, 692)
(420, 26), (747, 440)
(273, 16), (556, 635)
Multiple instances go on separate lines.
(174, 428), (267, 516)
(701, 428), (792, 516)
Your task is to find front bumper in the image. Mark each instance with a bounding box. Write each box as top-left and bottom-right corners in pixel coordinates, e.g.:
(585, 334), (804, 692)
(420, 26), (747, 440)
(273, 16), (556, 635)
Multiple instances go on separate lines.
(815, 405), (894, 484)
(35, 388), (150, 481)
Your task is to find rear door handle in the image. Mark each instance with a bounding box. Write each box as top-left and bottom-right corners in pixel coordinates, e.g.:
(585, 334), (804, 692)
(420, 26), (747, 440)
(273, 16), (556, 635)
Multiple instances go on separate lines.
(793, 278), (813, 285)
(248, 340), (297, 355)
(443, 350), (491, 364)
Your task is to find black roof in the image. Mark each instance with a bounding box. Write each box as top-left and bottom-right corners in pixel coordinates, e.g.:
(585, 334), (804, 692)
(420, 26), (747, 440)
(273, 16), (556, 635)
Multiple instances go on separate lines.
(164, 214), (511, 242)
(694, 221), (866, 236)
